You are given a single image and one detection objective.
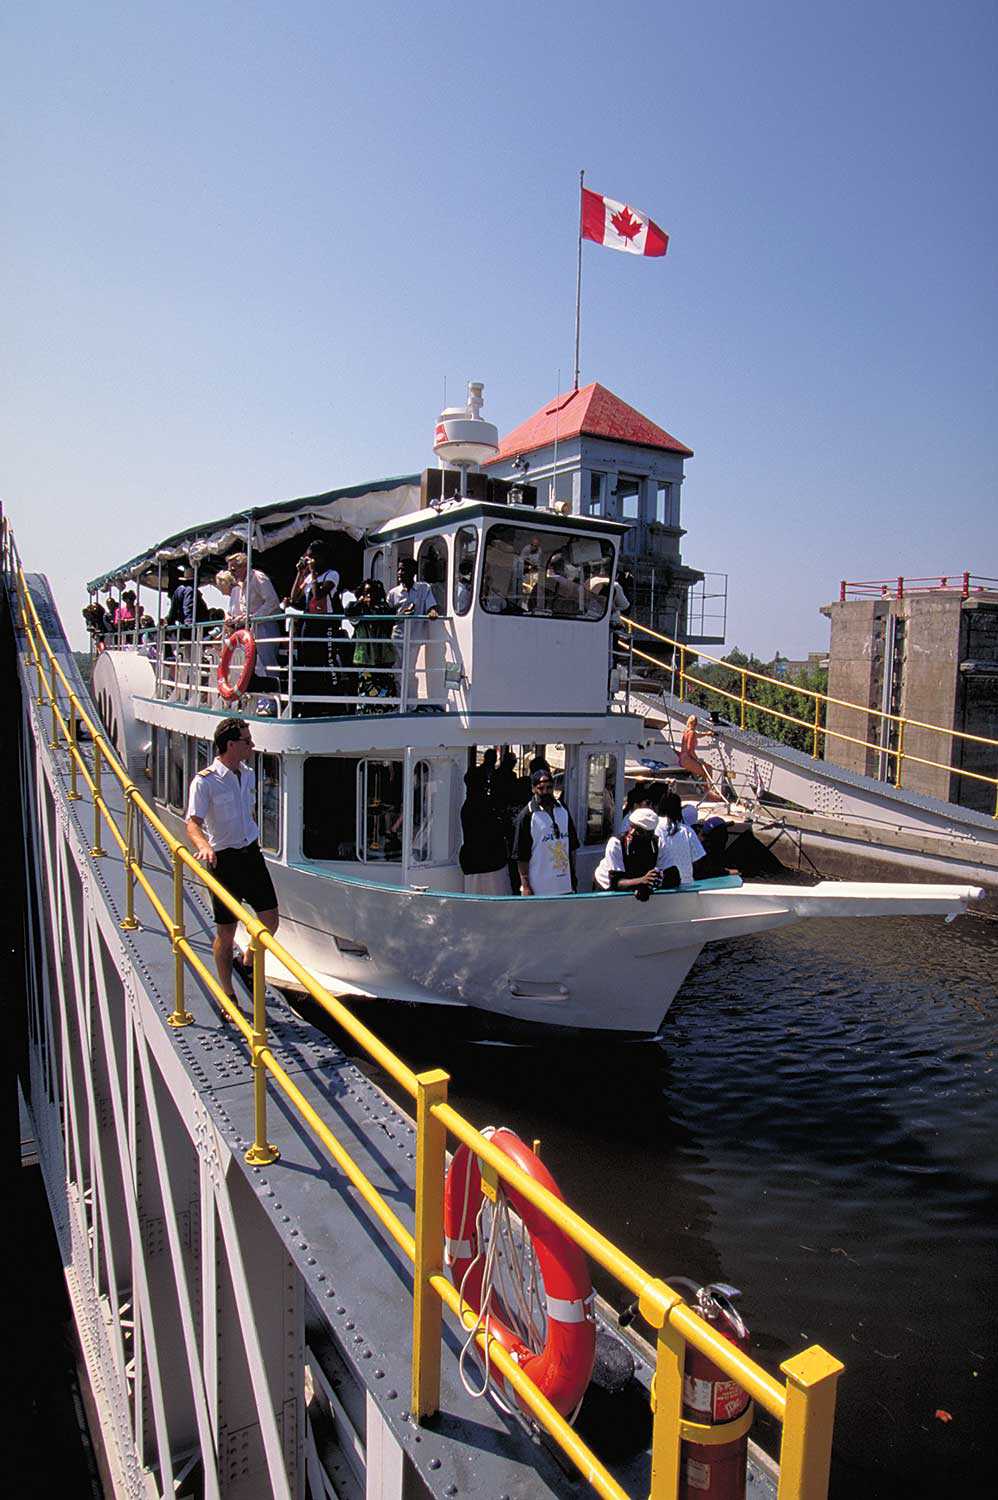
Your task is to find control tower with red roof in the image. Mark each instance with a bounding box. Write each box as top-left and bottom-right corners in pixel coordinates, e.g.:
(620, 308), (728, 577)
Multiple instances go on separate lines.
(483, 382), (724, 643)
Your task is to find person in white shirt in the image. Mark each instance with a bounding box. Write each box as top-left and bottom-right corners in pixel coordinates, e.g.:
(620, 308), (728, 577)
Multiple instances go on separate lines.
(655, 786), (707, 886)
(225, 550), (281, 680)
(388, 558), (439, 705)
(513, 768), (579, 896)
(185, 717), (279, 1002)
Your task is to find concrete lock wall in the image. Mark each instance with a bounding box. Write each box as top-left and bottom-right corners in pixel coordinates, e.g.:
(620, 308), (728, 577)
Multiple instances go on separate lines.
(823, 600), (886, 777)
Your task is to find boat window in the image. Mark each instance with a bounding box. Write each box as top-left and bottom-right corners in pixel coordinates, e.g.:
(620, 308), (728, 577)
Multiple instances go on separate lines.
(152, 727), (167, 802)
(417, 536), (448, 612)
(584, 752), (618, 844)
(452, 527), (478, 616)
(410, 760), (433, 864)
(167, 731), (186, 813)
(480, 525), (614, 620)
(195, 739), (211, 773)
(303, 756), (358, 860)
(256, 753), (281, 853)
(359, 758), (403, 863)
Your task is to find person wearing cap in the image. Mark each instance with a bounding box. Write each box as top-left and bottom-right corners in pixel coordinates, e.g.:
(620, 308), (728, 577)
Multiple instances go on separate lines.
(593, 785), (679, 894)
(513, 767), (579, 896)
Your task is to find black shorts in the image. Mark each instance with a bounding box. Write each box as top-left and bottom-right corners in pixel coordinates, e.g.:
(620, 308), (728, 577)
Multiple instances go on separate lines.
(211, 842), (278, 925)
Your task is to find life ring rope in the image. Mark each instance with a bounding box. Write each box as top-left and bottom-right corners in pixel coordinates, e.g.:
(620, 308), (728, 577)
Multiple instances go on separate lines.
(444, 1127), (595, 1419)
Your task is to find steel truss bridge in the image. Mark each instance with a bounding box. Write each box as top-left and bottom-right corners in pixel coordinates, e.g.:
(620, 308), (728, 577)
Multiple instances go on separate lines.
(2, 512), (843, 1500)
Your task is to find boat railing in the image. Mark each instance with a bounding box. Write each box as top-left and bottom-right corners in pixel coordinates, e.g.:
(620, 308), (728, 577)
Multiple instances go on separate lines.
(619, 617), (998, 817)
(147, 610), (462, 717)
(3, 513), (844, 1500)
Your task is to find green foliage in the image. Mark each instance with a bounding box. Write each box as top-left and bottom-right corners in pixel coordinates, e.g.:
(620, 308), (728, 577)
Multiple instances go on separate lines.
(686, 648), (828, 754)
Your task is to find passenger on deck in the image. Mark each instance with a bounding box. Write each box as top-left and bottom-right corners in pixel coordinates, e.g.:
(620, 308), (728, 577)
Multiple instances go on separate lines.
(514, 768), (578, 896)
(185, 716), (279, 1007)
(655, 786), (707, 885)
(225, 551), (280, 683)
(114, 590), (137, 633)
(459, 758), (512, 895)
(388, 558), (438, 705)
(286, 541), (344, 707)
(348, 578), (395, 702)
(82, 600), (108, 644)
(593, 786), (680, 896)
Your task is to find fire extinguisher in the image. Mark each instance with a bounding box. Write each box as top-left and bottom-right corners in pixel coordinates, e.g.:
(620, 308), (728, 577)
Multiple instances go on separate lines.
(676, 1281), (751, 1500)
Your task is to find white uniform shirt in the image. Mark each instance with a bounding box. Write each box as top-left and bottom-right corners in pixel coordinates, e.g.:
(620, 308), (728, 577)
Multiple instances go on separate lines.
(186, 759), (259, 852)
(655, 819), (706, 885)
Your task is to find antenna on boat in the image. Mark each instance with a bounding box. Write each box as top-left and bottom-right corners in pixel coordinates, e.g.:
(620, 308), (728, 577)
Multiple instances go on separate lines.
(433, 380), (499, 497)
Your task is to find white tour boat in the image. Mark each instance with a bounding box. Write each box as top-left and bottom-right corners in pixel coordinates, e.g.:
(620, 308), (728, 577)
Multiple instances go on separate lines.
(88, 386), (983, 1036)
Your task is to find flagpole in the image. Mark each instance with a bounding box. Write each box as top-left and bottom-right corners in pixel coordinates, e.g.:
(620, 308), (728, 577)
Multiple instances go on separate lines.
(573, 168), (584, 391)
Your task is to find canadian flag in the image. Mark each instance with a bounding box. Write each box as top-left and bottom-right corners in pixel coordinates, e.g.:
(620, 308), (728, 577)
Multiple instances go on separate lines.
(581, 186), (669, 257)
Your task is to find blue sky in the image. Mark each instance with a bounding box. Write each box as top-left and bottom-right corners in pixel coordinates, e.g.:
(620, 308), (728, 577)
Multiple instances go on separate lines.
(3, 1), (996, 652)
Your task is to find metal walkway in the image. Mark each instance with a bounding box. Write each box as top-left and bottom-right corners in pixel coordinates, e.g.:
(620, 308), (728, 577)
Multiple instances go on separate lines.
(4, 546), (842, 1499)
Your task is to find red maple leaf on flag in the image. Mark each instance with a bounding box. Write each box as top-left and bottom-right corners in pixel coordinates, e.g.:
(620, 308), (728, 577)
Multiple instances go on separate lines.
(610, 204), (642, 242)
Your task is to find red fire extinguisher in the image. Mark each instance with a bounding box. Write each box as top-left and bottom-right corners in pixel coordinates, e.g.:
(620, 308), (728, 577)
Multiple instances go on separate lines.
(676, 1281), (752, 1500)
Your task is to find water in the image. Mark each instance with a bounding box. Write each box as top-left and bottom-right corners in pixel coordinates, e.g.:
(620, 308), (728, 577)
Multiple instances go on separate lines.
(351, 908), (998, 1499)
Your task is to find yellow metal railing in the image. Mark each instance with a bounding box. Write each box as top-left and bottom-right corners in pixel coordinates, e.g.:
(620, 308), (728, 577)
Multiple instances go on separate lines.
(2, 516), (843, 1500)
(622, 618), (998, 817)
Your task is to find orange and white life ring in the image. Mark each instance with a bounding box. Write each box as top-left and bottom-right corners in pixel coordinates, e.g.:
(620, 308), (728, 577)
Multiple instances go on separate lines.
(444, 1128), (595, 1417)
(217, 628), (256, 701)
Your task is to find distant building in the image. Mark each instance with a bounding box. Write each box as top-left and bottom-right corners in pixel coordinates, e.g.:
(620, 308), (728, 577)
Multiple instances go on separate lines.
(770, 651), (828, 681)
(820, 577), (998, 812)
(484, 382), (725, 643)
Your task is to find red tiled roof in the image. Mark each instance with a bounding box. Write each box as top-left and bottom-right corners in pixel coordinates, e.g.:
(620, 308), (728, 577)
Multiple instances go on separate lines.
(483, 382), (693, 465)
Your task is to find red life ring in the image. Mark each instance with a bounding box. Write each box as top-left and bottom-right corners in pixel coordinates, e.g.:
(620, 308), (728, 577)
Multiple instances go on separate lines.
(444, 1128), (595, 1417)
(217, 629), (256, 701)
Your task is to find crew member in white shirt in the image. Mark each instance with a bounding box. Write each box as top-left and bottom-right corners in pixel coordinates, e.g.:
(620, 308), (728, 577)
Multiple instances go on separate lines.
(185, 717), (279, 1003)
(225, 550), (281, 679)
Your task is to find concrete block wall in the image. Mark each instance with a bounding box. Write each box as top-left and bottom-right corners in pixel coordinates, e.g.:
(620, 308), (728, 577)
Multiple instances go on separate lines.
(822, 600), (886, 776)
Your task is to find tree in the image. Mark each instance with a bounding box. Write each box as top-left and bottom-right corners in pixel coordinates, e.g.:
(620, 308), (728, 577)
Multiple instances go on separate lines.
(686, 648), (828, 755)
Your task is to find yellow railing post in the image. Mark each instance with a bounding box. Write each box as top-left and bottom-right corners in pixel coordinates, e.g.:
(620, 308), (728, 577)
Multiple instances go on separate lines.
(48, 657), (59, 748)
(34, 646), (45, 707)
(245, 936), (280, 1165)
(740, 669), (747, 731)
(641, 1279), (686, 1500)
(679, 645), (687, 702)
(777, 1347), (844, 1500)
(67, 700), (80, 800)
(90, 740), (106, 858)
(120, 797), (140, 931)
(894, 719), (906, 790)
(167, 848), (194, 1027)
(812, 697), (822, 760)
(411, 1068), (450, 1421)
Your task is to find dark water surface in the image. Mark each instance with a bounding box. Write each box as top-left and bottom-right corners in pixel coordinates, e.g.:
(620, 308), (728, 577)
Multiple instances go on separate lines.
(345, 910), (997, 1499)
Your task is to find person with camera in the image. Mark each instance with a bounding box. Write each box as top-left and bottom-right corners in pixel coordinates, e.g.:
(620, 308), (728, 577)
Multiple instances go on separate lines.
(593, 784), (681, 898)
(285, 540), (344, 709)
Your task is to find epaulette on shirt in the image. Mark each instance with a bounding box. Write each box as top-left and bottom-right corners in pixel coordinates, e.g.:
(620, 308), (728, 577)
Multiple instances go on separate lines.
(196, 767), (213, 776)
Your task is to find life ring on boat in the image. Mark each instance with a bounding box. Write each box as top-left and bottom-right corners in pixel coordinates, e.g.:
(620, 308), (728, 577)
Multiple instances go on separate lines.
(444, 1127), (595, 1417)
(217, 629), (256, 701)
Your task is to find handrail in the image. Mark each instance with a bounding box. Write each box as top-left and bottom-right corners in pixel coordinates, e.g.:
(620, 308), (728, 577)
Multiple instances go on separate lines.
(622, 618), (998, 817)
(1, 515), (843, 1500)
